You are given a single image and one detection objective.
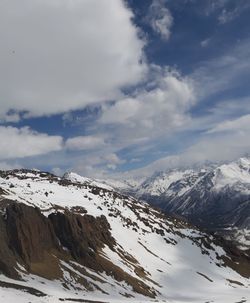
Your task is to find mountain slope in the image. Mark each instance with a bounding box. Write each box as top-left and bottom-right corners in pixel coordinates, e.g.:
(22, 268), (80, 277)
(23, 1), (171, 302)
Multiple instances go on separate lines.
(0, 169), (249, 302)
(109, 158), (250, 249)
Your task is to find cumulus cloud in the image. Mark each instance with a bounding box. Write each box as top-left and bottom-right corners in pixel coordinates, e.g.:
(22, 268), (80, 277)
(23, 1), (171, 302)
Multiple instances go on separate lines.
(58, 152), (124, 177)
(65, 136), (105, 151)
(147, 0), (173, 40)
(100, 98), (141, 125)
(56, 66), (195, 177)
(0, 0), (146, 118)
(0, 126), (63, 159)
(99, 66), (195, 146)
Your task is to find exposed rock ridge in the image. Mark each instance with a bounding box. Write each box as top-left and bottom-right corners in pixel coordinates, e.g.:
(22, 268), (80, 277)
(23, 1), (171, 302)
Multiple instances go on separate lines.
(0, 201), (155, 298)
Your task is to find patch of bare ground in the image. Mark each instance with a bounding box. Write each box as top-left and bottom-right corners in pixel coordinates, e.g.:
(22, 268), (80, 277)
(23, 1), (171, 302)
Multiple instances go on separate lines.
(234, 299), (247, 303)
(227, 279), (244, 286)
(219, 241), (250, 278)
(196, 272), (213, 282)
(0, 280), (47, 297)
(59, 299), (107, 303)
(30, 250), (67, 280)
(138, 241), (171, 266)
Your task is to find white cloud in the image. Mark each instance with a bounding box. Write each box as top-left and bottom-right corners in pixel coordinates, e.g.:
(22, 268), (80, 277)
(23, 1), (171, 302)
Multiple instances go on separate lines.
(99, 66), (195, 146)
(147, 0), (173, 40)
(103, 153), (123, 165)
(65, 136), (105, 151)
(57, 152), (124, 178)
(0, 0), (146, 118)
(218, 3), (250, 24)
(218, 8), (238, 24)
(123, 114), (250, 178)
(204, 0), (231, 16)
(203, 0), (250, 24)
(200, 38), (211, 47)
(0, 113), (20, 123)
(0, 162), (22, 171)
(57, 66), (195, 177)
(56, 66), (195, 177)
(192, 39), (250, 100)
(0, 126), (63, 159)
(207, 114), (250, 134)
(3, 0), (249, 178)
(51, 167), (64, 177)
(100, 98), (141, 125)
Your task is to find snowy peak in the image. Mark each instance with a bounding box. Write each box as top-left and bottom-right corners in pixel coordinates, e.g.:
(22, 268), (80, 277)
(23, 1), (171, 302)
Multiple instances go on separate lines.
(119, 157), (250, 199)
(139, 170), (191, 196)
(212, 157), (250, 190)
(108, 157), (250, 249)
(63, 171), (113, 190)
(109, 157), (250, 195)
(63, 171), (92, 183)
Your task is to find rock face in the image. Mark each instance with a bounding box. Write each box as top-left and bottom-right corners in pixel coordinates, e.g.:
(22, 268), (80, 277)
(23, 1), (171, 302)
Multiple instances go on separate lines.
(49, 211), (115, 267)
(6, 203), (58, 265)
(0, 211), (19, 279)
(0, 200), (155, 298)
(1, 202), (111, 269)
(1, 203), (97, 270)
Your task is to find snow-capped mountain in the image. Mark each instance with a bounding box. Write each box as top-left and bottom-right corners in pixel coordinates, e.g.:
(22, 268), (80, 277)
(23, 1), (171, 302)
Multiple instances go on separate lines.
(63, 171), (114, 191)
(111, 158), (250, 250)
(0, 169), (249, 302)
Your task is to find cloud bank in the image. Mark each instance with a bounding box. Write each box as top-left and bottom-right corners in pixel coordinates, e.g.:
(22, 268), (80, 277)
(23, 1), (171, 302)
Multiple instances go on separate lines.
(1, 0), (250, 178)
(0, 126), (62, 159)
(0, 0), (146, 118)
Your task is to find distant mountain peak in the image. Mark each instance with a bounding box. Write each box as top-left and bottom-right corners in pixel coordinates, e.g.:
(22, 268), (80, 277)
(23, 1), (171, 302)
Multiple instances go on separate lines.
(104, 156), (250, 250)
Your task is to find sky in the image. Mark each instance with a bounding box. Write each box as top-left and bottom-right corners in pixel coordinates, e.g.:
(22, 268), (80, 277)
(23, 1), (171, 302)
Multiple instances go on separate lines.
(1, 0), (250, 178)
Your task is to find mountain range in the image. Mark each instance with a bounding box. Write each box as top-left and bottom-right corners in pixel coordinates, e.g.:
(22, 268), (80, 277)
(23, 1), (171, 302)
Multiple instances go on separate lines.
(0, 168), (249, 302)
(103, 157), (250, 251)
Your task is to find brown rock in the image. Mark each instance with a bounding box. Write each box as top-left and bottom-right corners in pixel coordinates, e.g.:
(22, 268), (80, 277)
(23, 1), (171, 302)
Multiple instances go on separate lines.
(6, 203), (59, 264)
(49, 211), (115, 269)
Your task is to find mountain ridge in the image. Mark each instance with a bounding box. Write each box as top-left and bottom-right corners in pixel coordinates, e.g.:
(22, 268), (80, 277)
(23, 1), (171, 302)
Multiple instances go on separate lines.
(0, 168), (249, 302)
(98, 157), (250, 249)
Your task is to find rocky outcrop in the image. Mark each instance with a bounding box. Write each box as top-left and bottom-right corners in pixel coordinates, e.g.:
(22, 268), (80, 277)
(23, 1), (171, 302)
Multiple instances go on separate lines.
(0, 214), (19, 279)
(0, 201), (115, 275)
(49, 211), (115, 268)
(0, 200), (156, 298)
(6, 203), (59, 264)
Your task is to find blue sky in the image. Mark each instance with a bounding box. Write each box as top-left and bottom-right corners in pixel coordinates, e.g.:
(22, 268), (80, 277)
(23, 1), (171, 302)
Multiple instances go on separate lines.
(1, 0), (250, 178)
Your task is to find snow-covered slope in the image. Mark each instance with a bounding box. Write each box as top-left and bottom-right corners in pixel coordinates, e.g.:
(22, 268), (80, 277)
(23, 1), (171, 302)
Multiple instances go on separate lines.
(212, 158), (250, 190)
(109, 158), (250, 250)
(63, 171), (114, 191)
(0, 169), (249, 302)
